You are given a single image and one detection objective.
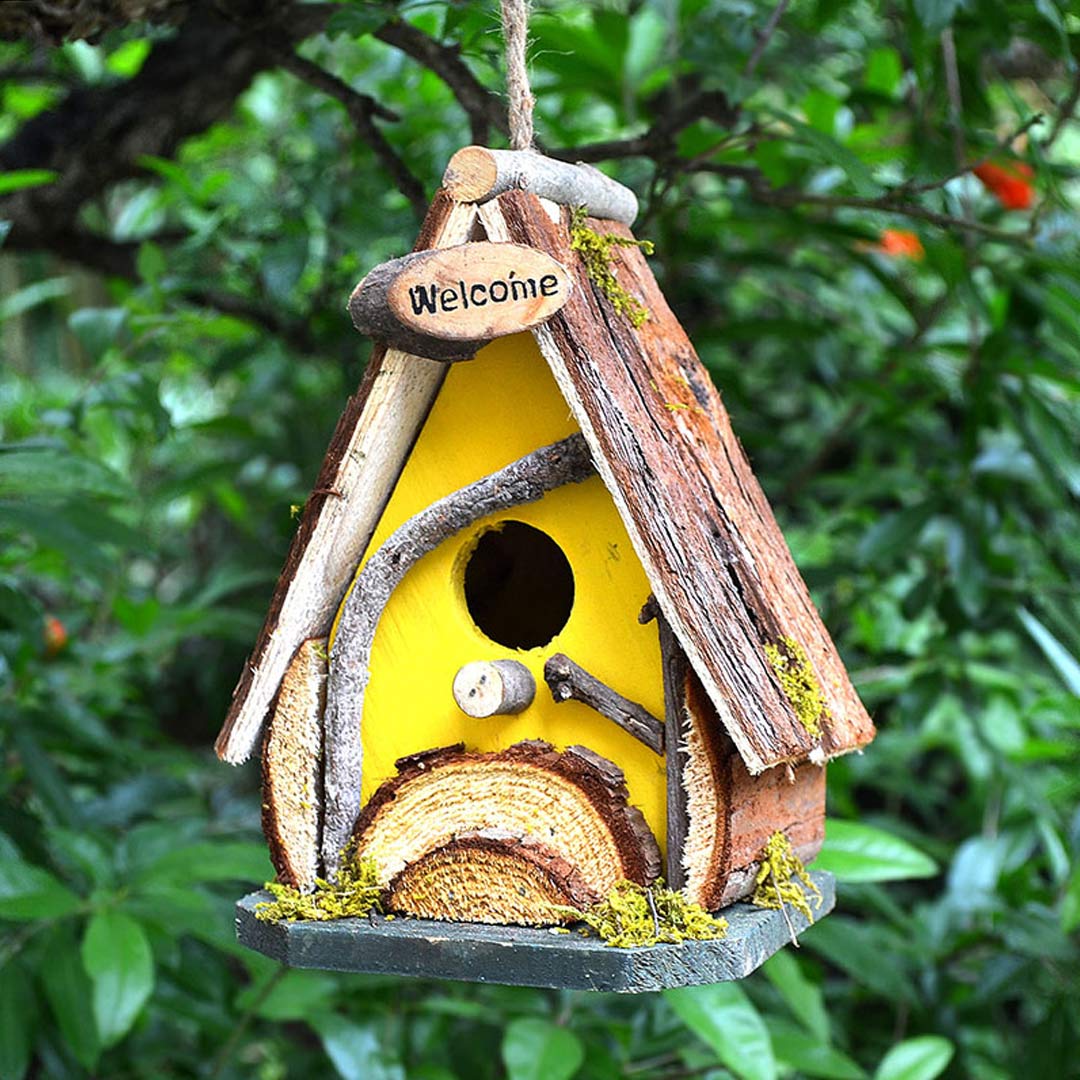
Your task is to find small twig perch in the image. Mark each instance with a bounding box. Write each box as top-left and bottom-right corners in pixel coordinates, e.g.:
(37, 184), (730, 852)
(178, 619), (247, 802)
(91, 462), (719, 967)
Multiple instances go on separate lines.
(322, 435), (596, 875)
(543, 653), (665, 755)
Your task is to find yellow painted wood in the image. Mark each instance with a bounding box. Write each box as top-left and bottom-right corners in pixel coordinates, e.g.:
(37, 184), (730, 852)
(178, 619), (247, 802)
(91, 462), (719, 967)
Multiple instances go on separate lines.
(333, 333), (667, 851)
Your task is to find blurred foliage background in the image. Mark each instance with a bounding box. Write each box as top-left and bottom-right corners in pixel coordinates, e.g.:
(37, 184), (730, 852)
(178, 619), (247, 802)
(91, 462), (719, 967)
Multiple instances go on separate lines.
(1, 0), (1079, 1077)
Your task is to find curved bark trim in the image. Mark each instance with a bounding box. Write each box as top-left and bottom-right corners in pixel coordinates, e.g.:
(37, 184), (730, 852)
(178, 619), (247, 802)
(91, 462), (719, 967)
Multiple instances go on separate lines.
(321, 434), (596, 874)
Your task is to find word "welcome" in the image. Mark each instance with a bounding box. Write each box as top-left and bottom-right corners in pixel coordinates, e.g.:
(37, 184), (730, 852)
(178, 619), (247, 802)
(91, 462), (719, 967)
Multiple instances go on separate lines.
(408, 272), (562, 317)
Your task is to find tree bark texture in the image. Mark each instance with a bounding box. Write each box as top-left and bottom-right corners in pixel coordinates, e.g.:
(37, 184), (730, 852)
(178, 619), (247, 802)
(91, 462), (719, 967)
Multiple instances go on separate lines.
(477, 191), (876, 775)
(443, 146), (639, 224)
(322, 435), (596, 875)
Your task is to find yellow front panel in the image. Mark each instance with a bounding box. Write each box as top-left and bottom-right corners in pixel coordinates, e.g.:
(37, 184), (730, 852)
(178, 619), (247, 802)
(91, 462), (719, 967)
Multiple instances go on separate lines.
(336, 334), (667, 851)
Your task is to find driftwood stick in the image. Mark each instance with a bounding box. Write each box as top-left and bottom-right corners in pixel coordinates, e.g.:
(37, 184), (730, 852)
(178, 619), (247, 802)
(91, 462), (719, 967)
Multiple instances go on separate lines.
(543, 653), (665, 755)
(443, 146), (638, 225)
(322, 434), (596, 875)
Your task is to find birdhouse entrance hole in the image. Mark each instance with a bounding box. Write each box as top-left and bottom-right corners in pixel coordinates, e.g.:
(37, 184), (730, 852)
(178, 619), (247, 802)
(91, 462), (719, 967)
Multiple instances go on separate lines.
(462, 521), (574, 649)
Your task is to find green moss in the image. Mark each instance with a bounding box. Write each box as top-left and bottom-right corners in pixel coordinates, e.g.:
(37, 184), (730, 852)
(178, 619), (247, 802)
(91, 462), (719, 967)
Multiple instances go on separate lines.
(254, 856), (383, 923)
(570, 879), (728, 948)
(751, 830), (822, 924)
(569, 206), (654, 329)
(764, 636), (828, 738)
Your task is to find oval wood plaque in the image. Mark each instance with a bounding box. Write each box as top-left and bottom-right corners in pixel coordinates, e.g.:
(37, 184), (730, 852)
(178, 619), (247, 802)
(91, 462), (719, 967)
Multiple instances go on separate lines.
(386, 242), (572, 342)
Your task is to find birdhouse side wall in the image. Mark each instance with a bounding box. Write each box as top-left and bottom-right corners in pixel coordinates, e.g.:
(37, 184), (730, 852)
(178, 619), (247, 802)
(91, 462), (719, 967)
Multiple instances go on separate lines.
(679, 664), (825, 911)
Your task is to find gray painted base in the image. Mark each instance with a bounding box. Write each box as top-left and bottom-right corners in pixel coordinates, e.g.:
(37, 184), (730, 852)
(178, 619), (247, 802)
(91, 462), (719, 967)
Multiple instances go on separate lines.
(235, 871), (834, 993)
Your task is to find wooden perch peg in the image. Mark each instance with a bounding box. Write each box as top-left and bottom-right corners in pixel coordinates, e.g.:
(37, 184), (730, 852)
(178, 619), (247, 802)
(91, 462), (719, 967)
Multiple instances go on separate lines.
(443, 146), (639, 225)
(543, 653), (665, 755)
(453, 659), (536, 718)
(349, 241), (572, 361)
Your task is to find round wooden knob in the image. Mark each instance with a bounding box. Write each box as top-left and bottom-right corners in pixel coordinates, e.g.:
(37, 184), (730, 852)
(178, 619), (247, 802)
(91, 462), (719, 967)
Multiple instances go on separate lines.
(452, 660), (536, 718)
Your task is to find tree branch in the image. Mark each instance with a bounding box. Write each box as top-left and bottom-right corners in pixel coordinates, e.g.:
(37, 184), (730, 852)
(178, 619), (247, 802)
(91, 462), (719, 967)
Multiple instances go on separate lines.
(277, 51), (427, 219)
(549, 90), (739, 164)
(374, 19), (506, 144)
(743, 0), (791, 78)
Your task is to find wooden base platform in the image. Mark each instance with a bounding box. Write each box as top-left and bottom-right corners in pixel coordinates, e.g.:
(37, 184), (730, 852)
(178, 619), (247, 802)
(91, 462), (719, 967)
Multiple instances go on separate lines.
(235, 871), (834, 993)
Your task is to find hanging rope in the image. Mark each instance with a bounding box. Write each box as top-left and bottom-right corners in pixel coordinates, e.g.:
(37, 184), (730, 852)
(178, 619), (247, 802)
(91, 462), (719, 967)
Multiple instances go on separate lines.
(500, 0), (535, 150)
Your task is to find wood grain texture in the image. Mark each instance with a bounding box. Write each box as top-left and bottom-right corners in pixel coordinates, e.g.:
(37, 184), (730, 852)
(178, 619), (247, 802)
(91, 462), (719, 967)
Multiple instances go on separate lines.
(349, 242), (571, 360)
(215, 193), (478, 764)
(236, 871), (836, 992)
(478, 191), (875, 774)
(443, 146), (638, 225)
(543, 652), (664, 754)
(351, 741), (661, 904)
(385, 830), (599, 925)
(261, 638), (327, 893)
(322, 435), (596, 876)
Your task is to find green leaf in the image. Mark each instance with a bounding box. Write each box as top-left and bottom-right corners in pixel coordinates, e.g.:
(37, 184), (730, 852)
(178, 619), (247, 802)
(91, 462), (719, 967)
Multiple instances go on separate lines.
(764, 109), (882, 197)
(0, 852), (81, 921)
(68, 307), (128, 360)
(814, 821), (938, 883)
(0, 169), (58, 195)
(762, 949), (829, 1041)
(665, 984), (776, 1080)
(0, 961), (35, 1080)
(770, 1022), (867, 1079)
(1060, 866), (1080, 933)
(133, 841), (272, 887)
(239, 970), (339, 1021)
(81, 910), (155, 1047)
(41, 927), (101, 1071)
(874, 1036), (954, 1080)
(0, 277), (71, 321)
(858, 505), (934, 565)
(310, 1014), (406, 1080)
(1017, 608), (1080, 695)
(501, 1018), (584, 1080)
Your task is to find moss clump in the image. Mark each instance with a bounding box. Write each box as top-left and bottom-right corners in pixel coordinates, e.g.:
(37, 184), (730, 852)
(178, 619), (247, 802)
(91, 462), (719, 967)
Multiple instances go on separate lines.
(751, 831), (822, 924)
(764, 636), (828, 738)
(255, 857), (383, 923)
(569, 206), (654, 329)
(574, 879), (728, 948)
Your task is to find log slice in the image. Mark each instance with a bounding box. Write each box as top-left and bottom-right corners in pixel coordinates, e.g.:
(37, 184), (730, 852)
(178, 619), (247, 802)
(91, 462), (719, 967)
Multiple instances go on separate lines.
(261, 638), (327, 892)
(385, 830), (599, 926)
(352, 741), (660, 914)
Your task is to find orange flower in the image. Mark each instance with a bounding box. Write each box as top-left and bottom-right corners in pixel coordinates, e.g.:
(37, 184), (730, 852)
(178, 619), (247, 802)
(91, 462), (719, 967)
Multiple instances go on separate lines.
(874, 229), (925, 260)
(43, 615), (68, 658)
(972, 161), (1034, 210)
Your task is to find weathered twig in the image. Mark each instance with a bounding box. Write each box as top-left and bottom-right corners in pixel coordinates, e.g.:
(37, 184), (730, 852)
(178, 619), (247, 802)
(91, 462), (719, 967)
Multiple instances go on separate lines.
(543, 653), (664, 755)
(374, 19), (507, 144)
(743, 0), (791, 78)
(322, 434), (596, 874)
(277, 52), (427, 220)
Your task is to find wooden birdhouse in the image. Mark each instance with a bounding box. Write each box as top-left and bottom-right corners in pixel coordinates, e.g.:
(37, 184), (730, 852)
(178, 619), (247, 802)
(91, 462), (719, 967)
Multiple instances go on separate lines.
(217, 147), (876, 993)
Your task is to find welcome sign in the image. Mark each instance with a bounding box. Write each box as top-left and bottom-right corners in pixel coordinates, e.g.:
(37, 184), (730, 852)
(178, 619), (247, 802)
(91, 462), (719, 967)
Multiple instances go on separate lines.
(387, 243), (572, 341)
